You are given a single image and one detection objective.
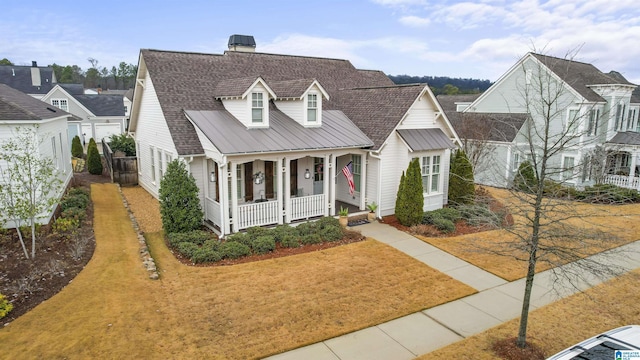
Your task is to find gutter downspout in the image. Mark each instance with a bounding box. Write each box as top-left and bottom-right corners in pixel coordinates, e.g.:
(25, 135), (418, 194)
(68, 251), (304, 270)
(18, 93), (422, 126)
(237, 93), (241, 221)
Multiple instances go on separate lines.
(369, 150), (383, 220)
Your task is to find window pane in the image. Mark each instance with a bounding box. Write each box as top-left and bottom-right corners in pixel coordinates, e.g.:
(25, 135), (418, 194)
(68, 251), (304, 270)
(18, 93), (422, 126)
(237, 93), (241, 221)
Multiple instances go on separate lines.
(431, 173), (439, 192)
(563, 157), (575, 180)
(308, 109), (317, 122)
(352, 155), (361, 192)
(252, 108), (263, 123)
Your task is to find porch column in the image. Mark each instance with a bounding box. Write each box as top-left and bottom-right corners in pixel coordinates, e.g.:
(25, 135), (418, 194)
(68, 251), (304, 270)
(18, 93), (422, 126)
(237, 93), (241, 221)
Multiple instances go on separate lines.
(329, 154), (336, 216)
(218, 162), (230, 237)
(230, 162), (239, 233)
(323, 154), (330, 216)
(630, 152), (637, 178)
(360, 153), (367, 210)
(284, 157), (291, 223)
(277, 158), (284, 225)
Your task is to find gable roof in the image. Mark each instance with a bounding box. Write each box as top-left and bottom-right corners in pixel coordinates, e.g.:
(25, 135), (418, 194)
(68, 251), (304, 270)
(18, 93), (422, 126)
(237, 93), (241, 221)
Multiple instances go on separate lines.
(73, 94), (125, 116)
(438, 94), (527, 142)
(137, 49), (394, 155)
(0, 64), (56, 95)
(0, 84), (69, 121)
(59, 83), (85, 95)
(530, 53), (635, 102)
(608, 131), (640, 146)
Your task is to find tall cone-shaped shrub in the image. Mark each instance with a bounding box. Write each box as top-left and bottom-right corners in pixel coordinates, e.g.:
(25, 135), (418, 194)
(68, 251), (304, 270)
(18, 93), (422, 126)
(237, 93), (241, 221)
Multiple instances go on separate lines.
(86, 138), (102, 175)
(71, 135), (83, 158)
(448, 149), (475, 205)
(159, 160), (203, 234)
(395, 158), (423, 226)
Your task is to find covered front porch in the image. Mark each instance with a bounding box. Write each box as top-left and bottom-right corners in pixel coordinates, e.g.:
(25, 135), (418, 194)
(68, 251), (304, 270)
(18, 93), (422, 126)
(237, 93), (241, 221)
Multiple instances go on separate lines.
(603, 133), (640, 190)
(202, 152), (367, 236)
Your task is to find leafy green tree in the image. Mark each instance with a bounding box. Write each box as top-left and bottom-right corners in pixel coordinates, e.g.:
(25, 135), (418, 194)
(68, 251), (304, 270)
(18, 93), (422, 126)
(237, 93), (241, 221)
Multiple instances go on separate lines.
(71, 135), (83, 158)
(86, 138), (102, 175)
(449, 149), (475, 205)
(0, 58), (13, 66)
(395, 158), (423, 226)
(159, 160), (203, 234)
(442, 84), (460, 95)
(108, 133), (135, 156)
(0, 126), (63, 259)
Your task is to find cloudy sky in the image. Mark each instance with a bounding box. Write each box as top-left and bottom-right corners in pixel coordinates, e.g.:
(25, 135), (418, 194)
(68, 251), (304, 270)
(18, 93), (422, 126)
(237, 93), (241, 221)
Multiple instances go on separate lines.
(2, 0), (639, 83)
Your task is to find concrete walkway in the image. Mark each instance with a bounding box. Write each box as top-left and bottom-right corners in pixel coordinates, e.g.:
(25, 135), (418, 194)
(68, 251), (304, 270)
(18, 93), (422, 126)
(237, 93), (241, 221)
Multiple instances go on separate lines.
(265, 222), (640, 360)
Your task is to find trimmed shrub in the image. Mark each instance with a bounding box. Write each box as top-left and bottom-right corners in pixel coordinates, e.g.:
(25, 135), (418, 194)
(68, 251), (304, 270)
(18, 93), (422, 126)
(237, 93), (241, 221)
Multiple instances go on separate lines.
(0, 293), (13, 319)
(108, 133), (136, 156)
(52, 217), (79, 234)
(159, 160), (203, 234)
(167, 230), (212, 247)
(203, 239), (221, 252)
(431, 217), (455, 233)
(61, 207), (86, 222)
(301, 233), (322, 245)
(191, 248), (222, 264)
(514, 160), (536, 193)
(578, 184), (640, 204)
(395, 158), (423, 226)
(87, 138), (103, 175)
(280, 234), (300, 248)
(296, 222), (317, 236)
(271, 224), (298, 243)
(316, 216), (340, 230)
(60, 194), (89, 211)
(246, 226), (270, 241)
(320, 225), (343, 242)
(448, 149), (475, 205)
(226, 232), (253, 248)
(176, 242), (200, 258)
(220, 241), (251, 259)
(253, 235), (276, 254)
(71, 135), (83, 158)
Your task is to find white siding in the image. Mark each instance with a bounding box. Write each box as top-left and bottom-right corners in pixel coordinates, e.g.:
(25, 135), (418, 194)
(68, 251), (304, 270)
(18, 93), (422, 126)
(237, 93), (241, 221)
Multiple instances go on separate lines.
(275, 100), (304, 125)
(398, 96), (438, 129)
(135, 70), (177, 198)
(365, 155), (379, 210)
(378, 133), (409, 216)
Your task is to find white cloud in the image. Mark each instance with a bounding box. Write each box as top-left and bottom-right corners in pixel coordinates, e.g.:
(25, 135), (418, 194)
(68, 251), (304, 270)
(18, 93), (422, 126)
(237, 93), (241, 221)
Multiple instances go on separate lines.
(399, 15), (431, 27)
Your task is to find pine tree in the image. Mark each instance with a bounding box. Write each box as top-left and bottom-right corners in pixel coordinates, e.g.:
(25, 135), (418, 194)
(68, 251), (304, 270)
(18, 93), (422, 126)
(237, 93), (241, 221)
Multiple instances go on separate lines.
(395, 158), (424, 226)
(86, 138), (102, 175)
(514, 160), (536, 193)
(159, 160), (203, 234)
(448, 149), (475, 205)
(71, 135), (83, 158)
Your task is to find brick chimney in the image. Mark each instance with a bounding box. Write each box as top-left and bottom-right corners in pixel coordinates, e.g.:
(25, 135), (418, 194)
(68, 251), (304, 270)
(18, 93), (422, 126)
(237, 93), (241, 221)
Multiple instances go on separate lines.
(228, 34), (256, 53)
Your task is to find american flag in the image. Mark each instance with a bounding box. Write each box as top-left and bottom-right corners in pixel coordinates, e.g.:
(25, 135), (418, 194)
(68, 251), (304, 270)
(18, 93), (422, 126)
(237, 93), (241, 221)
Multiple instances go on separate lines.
(342, 161), (355, 195)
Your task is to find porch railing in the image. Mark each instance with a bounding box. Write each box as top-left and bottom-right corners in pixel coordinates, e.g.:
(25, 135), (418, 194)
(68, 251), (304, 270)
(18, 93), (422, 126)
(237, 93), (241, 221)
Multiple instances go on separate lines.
(205, 197), (222, 229)
(236, 200), (280, 230)
(603, 175), (640, 190)
(290, 194), (325, 221)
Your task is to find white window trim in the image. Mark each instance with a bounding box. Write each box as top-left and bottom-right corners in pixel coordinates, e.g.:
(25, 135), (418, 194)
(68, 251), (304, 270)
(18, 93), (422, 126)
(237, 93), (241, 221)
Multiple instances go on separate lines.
(562, 155), (576, 182)
(150, 145), (156, 184)
(587, 108), (600, 136)
(51, 98), (68, 112)
(249, 91), (268, 127)
(565, 108), (580, 135)
(304, 92), (322, 126)
(419, 153), (442, 195)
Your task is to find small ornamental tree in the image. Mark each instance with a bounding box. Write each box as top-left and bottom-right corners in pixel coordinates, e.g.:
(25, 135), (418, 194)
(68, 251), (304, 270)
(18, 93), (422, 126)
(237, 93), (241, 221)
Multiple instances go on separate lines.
(159, 159), (203, 234)
(395, 158), (423, 226)
(71, 135), (83, 158)
(449, 149), (475, 206)
(86, 138), (102, 175)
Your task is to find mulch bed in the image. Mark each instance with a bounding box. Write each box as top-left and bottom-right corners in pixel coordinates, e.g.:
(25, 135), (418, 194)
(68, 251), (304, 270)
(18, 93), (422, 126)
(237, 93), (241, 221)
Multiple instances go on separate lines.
(492, 337), (546, 360)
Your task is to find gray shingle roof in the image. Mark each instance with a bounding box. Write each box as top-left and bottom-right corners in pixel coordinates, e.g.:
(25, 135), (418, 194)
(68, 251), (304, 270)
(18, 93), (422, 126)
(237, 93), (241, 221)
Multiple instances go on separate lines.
(0, 84), (69, 121)
(438, 94), (527, 142)
(73, 94), (125, 116)
(59, 83), (84, 95)
(531, 53), (635, 102)
(608, 131), (640, 146)
(185, 108), (372, 154)
(140, 49), (394, 155)
(397, 128), (455, 151)
(336, 84), (427, 150)
(0, 64), (56, 95)
(269, 79), (317, 98)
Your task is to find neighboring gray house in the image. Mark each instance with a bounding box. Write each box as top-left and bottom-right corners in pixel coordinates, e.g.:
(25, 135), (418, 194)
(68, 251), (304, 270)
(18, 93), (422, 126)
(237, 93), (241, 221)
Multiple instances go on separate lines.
(441, 53), (638, 189)
(129, 35), (460, 236)
(0, 61), (57, 99)
(42, 83), (126, 148)
(0, 84), (73, 228)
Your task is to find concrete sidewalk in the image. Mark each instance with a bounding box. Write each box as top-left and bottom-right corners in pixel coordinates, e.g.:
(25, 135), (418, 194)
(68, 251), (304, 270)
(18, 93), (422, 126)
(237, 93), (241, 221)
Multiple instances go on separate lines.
(265, 222), (640, 360)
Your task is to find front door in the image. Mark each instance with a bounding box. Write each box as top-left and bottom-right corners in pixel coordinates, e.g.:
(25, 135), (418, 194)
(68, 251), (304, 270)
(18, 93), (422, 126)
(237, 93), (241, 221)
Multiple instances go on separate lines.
(244, 162), (253, 202)
(313, 157), (324, 195)
(290, 159), (298, 196)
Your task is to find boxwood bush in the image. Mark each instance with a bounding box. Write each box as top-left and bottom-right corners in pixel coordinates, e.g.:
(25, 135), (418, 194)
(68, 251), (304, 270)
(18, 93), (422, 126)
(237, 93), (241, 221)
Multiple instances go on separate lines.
(271, 224), (298, 243)
(220, 241), (251, 259)
(320, 225), (343, 242)
(226, 232), (253, 248)
(296, 222), (317, 236)
(60, 193), (89, 211)
(301, 233), (322, 245)
(280, 234), (300, 248)
(253, 235), (276, 254)
(191, 248), (222, 264)
(167, 230), (213, 247)
(176, 242), (200, 258)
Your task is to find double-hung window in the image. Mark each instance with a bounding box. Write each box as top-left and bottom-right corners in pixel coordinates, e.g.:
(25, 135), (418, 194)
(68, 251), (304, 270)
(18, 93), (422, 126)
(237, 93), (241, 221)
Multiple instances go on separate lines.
(351, 155), (361, 192)
(562, 156), (575, 181)
(251, 92), (263, 123)
(615, 103), (626, 130)
(51, 99), (68, 112)
(565, 109), (579, 134)
(150, 146), (156, 182)
(420, 155), (441, 193)
(307, 94), (318, 123)
(157, 149), (164, 180)
(587, 108), (599, 136)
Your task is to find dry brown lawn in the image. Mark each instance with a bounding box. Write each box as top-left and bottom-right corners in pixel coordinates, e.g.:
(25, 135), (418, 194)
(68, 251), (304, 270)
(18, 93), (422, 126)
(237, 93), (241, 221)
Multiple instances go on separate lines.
(417, 187), (640, 281)
(0, 184), (475, 359)
(418, 268), (640, 359)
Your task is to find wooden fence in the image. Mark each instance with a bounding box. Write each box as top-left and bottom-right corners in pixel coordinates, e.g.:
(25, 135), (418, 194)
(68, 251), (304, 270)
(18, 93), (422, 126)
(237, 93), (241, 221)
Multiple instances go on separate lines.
(102, 139), (138, 186)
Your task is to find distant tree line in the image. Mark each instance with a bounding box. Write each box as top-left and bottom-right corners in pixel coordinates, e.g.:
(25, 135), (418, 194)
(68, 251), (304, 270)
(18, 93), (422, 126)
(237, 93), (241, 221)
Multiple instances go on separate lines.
(0, 57), (137, 90)
(388, 74), (492, 95)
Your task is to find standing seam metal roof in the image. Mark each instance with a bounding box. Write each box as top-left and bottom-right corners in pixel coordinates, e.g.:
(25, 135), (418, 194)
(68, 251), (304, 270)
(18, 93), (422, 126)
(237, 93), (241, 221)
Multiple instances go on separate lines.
(396, 128), (455, 151)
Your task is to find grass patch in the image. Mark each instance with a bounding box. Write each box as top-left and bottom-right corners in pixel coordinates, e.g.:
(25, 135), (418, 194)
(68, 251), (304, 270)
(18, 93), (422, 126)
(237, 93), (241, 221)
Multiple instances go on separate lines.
(0, 183), (475, 359)
(417, 269), (640, 359)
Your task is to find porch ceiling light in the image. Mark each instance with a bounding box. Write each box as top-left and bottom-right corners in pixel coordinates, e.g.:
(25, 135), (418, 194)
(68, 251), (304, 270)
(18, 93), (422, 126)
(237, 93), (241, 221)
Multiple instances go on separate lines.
(253, 171), (264, 185)
(304, 169), (311, 179)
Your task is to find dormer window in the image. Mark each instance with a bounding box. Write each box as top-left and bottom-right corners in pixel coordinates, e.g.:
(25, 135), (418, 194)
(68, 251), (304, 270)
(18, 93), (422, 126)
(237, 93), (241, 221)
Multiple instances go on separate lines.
(252, 92), (264, 123)
(307, 94), (318, 122)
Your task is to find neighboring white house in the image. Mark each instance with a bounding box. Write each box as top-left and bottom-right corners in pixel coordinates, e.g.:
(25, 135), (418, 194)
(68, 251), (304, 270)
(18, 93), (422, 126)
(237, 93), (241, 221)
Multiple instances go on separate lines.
(441, 53), (639, 189)
(129, 35), (460, 236)
(0, 61), (57, 100)
(0, 84), (73, 228)
(42, 84), (126, 149)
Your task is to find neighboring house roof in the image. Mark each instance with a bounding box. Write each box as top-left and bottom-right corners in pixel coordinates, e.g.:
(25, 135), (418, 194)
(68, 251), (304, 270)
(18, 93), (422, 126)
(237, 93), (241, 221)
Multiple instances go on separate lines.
(632, 87), (640, 104)
(73, 94), (125, 116)
(336, 84), (429, 150)
(0, 63), (56, 95)
(58, 83), (85, 95)
(137, 49), (394, 155)
(124, 88), (134, 101)
(531, 53), (635, 102)
(438, 94), (527, 142)
(396, 128), (455, 151)
(608, 131), (640, 146)
(0, 84), (69, 121)
(186, 108), (373, 154)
